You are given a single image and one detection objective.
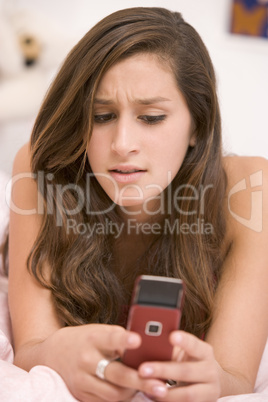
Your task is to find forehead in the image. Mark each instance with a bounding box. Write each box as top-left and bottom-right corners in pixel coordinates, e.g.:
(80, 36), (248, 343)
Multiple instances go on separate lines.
(95, 53), (179, 99)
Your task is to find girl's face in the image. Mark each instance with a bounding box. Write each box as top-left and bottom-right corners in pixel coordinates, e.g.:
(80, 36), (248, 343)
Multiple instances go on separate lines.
(87, 53), (195, 218)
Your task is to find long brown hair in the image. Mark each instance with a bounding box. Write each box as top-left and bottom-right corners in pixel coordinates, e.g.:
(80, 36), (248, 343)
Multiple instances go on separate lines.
(29, 7), (227, 337)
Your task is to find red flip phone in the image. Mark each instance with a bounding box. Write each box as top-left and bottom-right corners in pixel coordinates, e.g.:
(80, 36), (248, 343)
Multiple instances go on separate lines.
(122, 275), (184, 369)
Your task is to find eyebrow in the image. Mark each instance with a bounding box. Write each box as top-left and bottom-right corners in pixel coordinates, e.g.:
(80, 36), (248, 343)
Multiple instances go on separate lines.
(94, 96), (171, 105)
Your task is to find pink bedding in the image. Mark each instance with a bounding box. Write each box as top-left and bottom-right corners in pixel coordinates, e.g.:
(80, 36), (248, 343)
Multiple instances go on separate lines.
(0, 171), (268, 401)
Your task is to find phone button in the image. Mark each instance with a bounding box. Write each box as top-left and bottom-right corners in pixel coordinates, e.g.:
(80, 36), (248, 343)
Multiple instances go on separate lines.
(145, 321), (163, 336)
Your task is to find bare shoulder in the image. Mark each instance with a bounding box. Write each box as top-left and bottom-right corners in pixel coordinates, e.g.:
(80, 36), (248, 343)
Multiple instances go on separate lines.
(223, 155), (268, 189)
(223, 155), (268, 241)
(11, 142), (39, 215)
(12, 142), (32, 175)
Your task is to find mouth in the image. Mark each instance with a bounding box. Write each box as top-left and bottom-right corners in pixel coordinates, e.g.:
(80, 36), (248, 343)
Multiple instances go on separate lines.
(108, 166), (146, 183)
(110, 169), (145, 174)
(109, 165), (146, 174)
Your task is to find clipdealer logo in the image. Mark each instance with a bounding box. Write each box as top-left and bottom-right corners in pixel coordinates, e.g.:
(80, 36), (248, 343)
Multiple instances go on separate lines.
(6, 170), (264, 233)
(228, 170), (263, 233)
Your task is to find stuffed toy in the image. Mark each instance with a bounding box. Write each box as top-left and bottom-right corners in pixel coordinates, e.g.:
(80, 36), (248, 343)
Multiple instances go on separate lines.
(0, 6), (75, 174)
(0, 8), (74, 122)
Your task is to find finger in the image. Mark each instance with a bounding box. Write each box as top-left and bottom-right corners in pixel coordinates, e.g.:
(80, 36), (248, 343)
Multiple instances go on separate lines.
(105, 360), (168, 400)
(170, 331), (214, 361)
(156, 383), (221, 402)
(76, 371), (137, 402)
(139, 360), (217, 384)
(75, 391), (107, 402)
(86, 324), (141, 356)
(91, 376), (136, 402)
(105, 327), (141, 355)
(172, 345), (185, 362)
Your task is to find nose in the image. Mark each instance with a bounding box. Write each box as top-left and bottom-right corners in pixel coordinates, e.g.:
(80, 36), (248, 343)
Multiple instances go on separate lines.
(111, 117), (140, 157)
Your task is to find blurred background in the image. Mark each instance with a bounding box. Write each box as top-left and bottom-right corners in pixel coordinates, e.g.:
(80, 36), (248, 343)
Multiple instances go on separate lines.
(0, 0), (267, 176)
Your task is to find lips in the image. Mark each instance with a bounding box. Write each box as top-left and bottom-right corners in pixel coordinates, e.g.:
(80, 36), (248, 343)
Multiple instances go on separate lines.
(112, 169), (142, 174)
(109, 165), (145, 173)
(109, 165), (146, 183)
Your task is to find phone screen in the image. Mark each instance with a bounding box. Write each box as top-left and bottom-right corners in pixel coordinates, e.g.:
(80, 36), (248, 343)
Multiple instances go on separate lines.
(134, 276), (184, 309)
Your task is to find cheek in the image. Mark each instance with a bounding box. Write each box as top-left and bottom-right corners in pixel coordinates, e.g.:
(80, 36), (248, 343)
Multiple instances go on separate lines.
(87, 136), (106, 170)
(87, 147), (95, 169)
(157, 137), (190, 177)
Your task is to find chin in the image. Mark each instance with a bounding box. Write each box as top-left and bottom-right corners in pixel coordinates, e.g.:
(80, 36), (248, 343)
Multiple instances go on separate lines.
(113, 199), (145, 208)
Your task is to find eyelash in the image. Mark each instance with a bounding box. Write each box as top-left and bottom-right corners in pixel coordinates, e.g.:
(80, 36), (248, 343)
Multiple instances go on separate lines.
(93, 113), (167, 125)
(140, 115), (166, 125)
(94, 113), (116, 123)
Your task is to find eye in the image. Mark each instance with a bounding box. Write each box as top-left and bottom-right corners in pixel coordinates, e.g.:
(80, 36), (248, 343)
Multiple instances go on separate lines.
(94, 113), (116, 123)
(139, 115), (166, 125)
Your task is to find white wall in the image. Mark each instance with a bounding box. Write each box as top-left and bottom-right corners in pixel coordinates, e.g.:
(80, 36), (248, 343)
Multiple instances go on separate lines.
(0, 0), (267, 175)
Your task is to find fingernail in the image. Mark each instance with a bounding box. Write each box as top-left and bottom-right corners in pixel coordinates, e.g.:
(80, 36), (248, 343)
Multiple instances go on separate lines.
(141, 365), (154, 376)
(173, 332), (182, 344)
(153, 385), (167, 397)
(127, 333), (139, 345)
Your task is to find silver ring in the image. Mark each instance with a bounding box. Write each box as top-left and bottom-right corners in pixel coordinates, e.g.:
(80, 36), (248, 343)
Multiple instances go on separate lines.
(95, 358), (112, 380)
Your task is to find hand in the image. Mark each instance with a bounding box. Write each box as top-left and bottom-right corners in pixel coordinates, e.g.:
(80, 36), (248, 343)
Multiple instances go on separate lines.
(43, 324), (168, 401)
(138, 330), (221, 402)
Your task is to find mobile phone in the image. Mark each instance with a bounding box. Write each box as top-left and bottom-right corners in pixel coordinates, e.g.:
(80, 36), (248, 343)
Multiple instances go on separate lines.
(122, 275), (184, 369)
